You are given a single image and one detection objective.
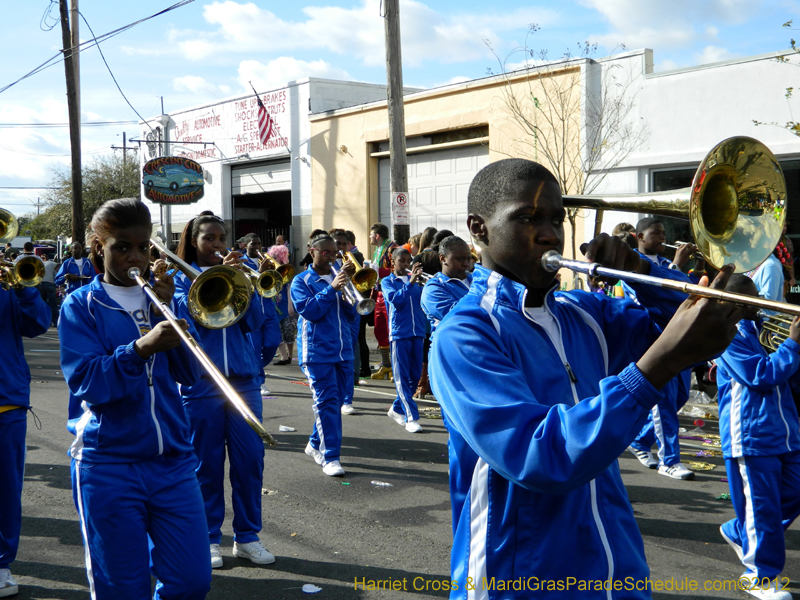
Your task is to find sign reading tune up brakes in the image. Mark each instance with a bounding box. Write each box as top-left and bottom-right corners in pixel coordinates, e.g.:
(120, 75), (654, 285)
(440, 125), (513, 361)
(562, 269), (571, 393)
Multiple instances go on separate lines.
(142, 157), (205, 205)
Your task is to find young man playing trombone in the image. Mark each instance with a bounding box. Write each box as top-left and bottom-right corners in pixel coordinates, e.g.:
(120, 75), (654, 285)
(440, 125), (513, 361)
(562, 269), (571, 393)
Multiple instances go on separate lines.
(429, 158), (746, 599)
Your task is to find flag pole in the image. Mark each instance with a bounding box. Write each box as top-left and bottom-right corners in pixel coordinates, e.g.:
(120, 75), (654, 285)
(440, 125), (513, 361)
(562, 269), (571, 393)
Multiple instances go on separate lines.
(249, 81), (291, 154)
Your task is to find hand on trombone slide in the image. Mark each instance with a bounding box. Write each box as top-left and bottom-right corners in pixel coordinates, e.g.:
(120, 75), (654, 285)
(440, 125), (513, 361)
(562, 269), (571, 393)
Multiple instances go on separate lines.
(331, 259), (356, 291)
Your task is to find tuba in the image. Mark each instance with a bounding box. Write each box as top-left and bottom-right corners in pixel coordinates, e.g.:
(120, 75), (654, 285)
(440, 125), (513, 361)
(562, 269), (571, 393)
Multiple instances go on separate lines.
(564, 136), (787, 274)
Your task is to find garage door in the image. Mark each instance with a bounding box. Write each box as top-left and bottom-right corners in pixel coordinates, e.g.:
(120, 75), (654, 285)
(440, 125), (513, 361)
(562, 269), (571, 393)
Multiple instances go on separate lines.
(379, 145), (489, 241)
(232, 160), (291, 195)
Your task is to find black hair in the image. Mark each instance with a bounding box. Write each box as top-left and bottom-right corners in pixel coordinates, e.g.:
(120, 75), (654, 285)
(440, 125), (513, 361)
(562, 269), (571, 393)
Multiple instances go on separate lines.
(244, 232), (260, 244)
(635, 217), (663, 235)
(438, 235), (469, 257)
(418, 227), (438, 252)
(309, 234), (335, 249)
(176, 210), (226, 265)
(308, 228), (327, 241)
(468, 158), (559, 218)
(370, 222), (390, 240)
(726, 273), (757, 295)
(331, 230), (348, 241)
(431, 229), (454, 246)
(344, 230), (356, 245)
(87, 197), (152, 273)
(392, 247), (410, 259)
(22, 241), (33, 252)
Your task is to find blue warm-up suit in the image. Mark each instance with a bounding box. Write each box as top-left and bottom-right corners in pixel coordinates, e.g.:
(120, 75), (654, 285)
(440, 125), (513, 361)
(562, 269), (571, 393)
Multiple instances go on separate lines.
(420, 271), (472, 336)
(716, 319), (800, 581)
(0, 286), (49, 572)
(175, 266), (266, 546)
(60, 276), (210, 600)
(291, 265), (357, 463)
(430, 263), (691, 599)
(243, 256), (281, 369)
(55, 256), (95, 294)
(382, 272), (427, 422)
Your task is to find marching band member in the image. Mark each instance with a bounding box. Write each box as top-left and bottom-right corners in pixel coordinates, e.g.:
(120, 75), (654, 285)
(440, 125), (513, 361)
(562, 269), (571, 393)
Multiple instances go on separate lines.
(174, 213), (273, 569)
(381, 248), (426, 432)
(332, 230), (360, 414)
(55, 241), (95, 295)
(716, 274), (800, 600)
(430, 158), (744, 599)
(0, 243), (50, 598)
(368, 223), (397, 380)
(420, 236), (473, 337)
(291, 234), (357, 476)
(60, 198), (210, 600)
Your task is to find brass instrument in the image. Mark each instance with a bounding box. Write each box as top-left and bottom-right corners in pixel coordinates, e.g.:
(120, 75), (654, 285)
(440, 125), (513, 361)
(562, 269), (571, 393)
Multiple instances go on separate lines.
(330, 262), (376, 315)
(257, 250), (295, 285)
(566, 136), (787, 274)
(0, 255), (45, 290)
(149, 238), (252, 330)
(329, 252), (378, 315)
(0, 208), (19, 244)
(758, 313), (798, 352)
(215, 251), (282, 299)
(542, 251), (800, 317)
(663, 241), (704, 260)
(127, 267), (275, 447)
(404, 268), (433, 284)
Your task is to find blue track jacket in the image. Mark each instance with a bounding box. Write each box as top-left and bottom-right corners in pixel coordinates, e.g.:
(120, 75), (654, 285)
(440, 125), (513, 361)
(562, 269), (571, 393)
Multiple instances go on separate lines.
(174, 266), (265, 397)
(55, 257), (95, 294)
(716, 320), (800, 458)
(430, 263), (689, 599)
(420, 271), (472, 335)
(0, 287), (50, 408)
(60, 276), (202, 463)
(382, 273), (426, 340)
(748, 254), (785, 316)
(291, 265), (357, 365)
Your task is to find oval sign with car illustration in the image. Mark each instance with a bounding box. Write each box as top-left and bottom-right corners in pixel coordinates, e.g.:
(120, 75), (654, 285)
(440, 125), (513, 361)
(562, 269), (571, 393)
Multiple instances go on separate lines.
(142, 156), (205, 205)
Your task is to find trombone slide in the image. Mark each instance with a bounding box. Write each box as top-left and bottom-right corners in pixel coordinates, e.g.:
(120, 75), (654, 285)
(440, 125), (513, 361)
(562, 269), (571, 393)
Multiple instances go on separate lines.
(128, 267), (276, 447)
(330, 263), (376, 315)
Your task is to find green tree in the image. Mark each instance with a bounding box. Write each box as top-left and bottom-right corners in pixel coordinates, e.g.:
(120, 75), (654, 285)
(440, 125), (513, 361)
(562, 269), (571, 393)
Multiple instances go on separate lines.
(753, 21), (800, 136)
(30, 153), (139, 240)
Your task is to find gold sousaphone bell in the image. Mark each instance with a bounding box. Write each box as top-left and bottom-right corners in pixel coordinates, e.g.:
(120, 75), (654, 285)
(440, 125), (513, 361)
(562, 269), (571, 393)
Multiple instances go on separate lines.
(564, 136), (787, 273)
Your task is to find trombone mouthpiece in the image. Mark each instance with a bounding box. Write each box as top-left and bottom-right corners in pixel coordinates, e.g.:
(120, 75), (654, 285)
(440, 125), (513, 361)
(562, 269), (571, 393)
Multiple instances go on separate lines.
(127, 267), (141, 280)
(541, 251), (563, 273)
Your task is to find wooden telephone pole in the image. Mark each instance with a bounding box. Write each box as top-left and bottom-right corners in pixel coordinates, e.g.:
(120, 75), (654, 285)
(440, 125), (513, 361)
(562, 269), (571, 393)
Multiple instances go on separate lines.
(59, 0), (83, 243)
(383, 0), (409, 245)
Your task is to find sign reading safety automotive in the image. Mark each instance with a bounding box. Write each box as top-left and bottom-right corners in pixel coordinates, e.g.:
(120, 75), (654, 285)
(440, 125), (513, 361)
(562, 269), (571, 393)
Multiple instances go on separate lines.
(142, 156), (205, 205)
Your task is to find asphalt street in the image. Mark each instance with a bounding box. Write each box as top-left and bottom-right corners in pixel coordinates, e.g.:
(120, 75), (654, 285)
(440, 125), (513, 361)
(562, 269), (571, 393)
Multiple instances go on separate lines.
(11, 327), (800, 599)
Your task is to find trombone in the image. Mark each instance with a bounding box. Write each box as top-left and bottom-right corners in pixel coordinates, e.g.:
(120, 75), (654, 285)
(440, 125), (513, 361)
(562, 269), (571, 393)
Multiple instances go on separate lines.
(331, 252), (377, 315)
(215, 251), (282, 299)
(149, 238), (252, 330)
(542, 250), (800, 317)
(127, 266), (276, 447)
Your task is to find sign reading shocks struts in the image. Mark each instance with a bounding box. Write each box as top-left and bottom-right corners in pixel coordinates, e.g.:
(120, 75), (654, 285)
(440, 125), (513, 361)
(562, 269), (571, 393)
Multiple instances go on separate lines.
(142, 157), (205, 205)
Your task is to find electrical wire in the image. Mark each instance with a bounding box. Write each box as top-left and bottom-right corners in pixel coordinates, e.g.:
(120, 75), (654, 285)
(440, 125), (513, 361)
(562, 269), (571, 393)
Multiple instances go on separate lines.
(0, 0), (196, 96)
(0, 120), (137, 128)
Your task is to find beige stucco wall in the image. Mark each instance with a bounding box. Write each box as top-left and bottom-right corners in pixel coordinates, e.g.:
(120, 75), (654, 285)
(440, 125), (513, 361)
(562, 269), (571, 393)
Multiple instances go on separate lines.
(309, 67), (585, 271)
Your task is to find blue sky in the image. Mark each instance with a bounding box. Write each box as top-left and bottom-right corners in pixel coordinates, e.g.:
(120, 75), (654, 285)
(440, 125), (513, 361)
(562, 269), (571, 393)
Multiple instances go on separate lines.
(1, 0), (798, 214)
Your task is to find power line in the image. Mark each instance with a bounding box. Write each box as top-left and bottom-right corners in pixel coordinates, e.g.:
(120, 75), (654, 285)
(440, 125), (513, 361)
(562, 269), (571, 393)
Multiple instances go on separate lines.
(0, 120), (137, 128)
(0, 0), (196, 96)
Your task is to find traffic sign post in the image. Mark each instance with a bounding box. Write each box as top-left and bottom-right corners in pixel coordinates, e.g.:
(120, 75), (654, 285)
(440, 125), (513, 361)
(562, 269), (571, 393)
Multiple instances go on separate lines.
(391, 192), (409, 245)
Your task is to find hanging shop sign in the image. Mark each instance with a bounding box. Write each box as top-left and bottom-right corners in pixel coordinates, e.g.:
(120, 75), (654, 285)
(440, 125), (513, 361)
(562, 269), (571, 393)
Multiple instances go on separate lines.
(142, 156), (205, 205)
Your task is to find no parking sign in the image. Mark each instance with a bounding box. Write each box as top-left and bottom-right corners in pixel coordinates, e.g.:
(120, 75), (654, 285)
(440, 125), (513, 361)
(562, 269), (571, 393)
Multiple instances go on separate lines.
(391, 192), (409, 225)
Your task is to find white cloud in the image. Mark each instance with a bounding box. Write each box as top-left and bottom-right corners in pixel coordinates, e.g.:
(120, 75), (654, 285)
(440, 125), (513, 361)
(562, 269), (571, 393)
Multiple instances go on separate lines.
(165, 0), (558, 67)
(237, 57), (355, 92)
(173, 76), (227, 95)
(696, 45), (737, 65)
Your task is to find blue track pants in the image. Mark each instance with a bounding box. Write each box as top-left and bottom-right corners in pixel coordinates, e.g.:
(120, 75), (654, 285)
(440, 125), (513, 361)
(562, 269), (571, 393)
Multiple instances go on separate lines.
(71, 454), (211, 600)
(303, 361), (351, 463)
(722, 452), (800, 579)
(0, 409), (26, 570)
(182, 387), (265, 545)
(390, 337), (423, 422)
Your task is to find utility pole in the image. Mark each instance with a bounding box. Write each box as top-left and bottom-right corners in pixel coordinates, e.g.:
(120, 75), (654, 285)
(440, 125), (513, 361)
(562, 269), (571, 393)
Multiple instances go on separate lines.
(59, 0), (83, 244)
(111, 132), (137, 169)
(383, 0), (409, 245)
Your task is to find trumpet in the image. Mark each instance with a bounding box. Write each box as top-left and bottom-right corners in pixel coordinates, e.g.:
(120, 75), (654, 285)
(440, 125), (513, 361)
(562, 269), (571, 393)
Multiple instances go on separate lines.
(330, 261), (376, 315)
(0, 256), (45, 290)
(404, 267), (433, 284)
(758, 313), (800, 352)
(542, 250), (800, 317)
(149, 238), (252, 330)
(127, 267), (275, 447)
(215, 251), (282, 299)
(663, 241), (705, 260)
(256, 250), (295, 285)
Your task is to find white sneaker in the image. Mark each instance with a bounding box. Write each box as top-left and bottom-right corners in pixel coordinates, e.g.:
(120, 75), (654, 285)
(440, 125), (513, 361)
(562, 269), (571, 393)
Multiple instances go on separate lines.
(358, 379), (368, 385)
(305, 442), (324, 466)
(740, 577), (792, 600)
(627, 445), (658, 469)
(210, 543), (223, 569)
(658, 462), (695, 480)
(388, 409), (406, 426)
(322, 460), (345, 477)
(260, 385), (271, 397)
(405, 420), (422, 433)
(720, 525), (744, 561)
(0, 569), (18, 597)
(233, 540), (275, 565)
(341, 404), (354, 415)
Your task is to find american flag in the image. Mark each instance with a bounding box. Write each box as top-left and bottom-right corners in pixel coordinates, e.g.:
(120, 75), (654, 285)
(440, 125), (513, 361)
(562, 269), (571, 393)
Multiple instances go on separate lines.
(256, 95), (275, 145)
